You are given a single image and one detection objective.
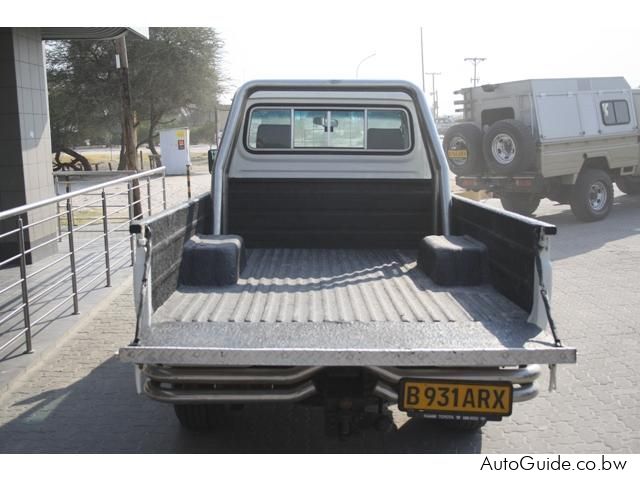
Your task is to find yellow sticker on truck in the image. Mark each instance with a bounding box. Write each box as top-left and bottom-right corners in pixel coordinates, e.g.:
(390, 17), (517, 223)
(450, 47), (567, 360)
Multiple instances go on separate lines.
(447, 149), (468, 159)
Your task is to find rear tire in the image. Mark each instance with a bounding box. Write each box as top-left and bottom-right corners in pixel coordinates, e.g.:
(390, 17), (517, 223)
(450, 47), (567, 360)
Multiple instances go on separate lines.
(483, 120), (536, 174)
(442, 123), (483, 175)
(570, 169), (613, 222)
(500, 193), (541, 216)
(174, 404), (227, 432)
(616, 176), (640, 195)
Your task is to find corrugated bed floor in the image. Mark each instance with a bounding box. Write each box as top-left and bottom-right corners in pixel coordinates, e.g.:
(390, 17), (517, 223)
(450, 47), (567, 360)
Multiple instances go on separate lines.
(155, 249), (527, 324)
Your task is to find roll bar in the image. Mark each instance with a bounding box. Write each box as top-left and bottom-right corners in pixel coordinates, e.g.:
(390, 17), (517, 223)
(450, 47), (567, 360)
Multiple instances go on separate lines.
(211, 80), (451, 235)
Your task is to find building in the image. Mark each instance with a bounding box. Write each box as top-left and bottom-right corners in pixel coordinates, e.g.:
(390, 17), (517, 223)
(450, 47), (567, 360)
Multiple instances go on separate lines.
(0, 27), (145, 262)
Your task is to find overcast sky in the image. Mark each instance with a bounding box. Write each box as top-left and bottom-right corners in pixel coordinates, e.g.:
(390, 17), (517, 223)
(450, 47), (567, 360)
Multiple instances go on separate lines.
(11, 0), (640, 117)
(208, 0), (640, 115)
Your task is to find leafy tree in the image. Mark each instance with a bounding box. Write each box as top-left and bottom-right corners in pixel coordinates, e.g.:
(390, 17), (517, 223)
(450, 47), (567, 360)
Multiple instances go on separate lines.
(45, 27), (225, 166)
(47, 40), (120, 148)
(128, 28), (224, 154)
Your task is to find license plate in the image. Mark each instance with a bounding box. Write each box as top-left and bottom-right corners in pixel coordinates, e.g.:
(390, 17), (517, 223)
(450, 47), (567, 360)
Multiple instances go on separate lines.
(447, 149), (468, 159)
(399, 379), (513, 417)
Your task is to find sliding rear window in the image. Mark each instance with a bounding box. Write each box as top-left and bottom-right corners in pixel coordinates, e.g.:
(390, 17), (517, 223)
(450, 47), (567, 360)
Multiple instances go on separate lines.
(246, 107), (411, 152)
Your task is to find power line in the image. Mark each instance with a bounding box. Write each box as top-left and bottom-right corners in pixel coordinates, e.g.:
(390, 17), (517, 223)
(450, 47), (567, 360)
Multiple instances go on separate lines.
(464, 57), (486, 87)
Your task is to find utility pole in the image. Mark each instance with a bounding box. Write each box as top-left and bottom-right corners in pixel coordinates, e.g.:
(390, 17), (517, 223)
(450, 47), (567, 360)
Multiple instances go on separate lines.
(115, 34), (141, 218)
(464, 57), (486, 87)
(420, 27), (425, 92)
(425, 72), (441, 119)
(213, 104), (219, 146)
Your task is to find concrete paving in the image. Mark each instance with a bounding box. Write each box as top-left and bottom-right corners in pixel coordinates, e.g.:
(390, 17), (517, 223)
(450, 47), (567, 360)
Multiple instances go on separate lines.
(0, 180), (638, 453)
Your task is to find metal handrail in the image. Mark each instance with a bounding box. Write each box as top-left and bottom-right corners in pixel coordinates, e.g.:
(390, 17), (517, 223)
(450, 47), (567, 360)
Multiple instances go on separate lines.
(0, 166), (169, 357)
(0, 167), (165, 222)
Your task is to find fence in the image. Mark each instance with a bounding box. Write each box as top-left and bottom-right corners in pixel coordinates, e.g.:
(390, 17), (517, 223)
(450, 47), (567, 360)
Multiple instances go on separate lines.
(0, 167), (167, 358)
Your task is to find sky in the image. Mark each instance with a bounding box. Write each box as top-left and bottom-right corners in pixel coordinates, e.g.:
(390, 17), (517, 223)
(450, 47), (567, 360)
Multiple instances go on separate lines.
(208, 0), (640, 115)
(9, 0), (640, 116)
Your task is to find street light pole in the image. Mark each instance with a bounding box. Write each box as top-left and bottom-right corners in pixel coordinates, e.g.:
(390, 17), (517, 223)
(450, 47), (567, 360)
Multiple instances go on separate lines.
(464, 57), (486, 87)
(425, 72), (441, 119)
(355, 52), (376, 78)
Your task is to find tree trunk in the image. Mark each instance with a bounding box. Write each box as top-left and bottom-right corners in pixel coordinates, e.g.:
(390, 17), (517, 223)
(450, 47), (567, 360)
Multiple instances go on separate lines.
(118, 131), (127, 170)
(147, 105), (159, 155)
(147, 121), (158, 155)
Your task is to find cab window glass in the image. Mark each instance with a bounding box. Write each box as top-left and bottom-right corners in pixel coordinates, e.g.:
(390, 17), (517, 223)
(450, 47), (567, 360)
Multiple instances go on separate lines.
(367, 110), (410, 150)
(248, 109), (291, 149)
(293, 110), (329, 148)
(329, 110), (365, 148)
(247, 107), (411, 152)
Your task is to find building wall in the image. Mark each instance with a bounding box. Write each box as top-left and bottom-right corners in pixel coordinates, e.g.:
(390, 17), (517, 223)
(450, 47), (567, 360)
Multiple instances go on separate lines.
(0, 27), (56, 262)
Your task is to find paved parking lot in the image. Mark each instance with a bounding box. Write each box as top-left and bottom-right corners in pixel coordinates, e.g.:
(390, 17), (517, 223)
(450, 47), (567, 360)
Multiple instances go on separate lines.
(0, 189), (638, 453)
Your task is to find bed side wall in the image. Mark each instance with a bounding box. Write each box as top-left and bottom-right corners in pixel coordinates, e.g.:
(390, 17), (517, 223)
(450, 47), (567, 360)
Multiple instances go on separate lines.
(451, 195), (555, 312)
(134, 193), (212, 311)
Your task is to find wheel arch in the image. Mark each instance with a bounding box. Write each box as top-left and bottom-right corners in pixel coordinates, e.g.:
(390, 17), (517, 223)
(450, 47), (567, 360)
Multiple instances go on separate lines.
(580, 155), (611, 174)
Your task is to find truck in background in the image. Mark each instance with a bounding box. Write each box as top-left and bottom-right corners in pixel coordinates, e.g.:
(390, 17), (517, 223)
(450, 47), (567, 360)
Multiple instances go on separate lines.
(444, 77), (640, 221)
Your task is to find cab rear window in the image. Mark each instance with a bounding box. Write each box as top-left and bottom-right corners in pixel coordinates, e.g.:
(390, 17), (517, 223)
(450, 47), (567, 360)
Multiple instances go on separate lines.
(247, 107), (411, 152)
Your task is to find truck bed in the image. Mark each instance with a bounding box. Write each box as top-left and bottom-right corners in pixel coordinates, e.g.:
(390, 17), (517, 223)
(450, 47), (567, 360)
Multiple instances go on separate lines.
(120, 248), (575, 366)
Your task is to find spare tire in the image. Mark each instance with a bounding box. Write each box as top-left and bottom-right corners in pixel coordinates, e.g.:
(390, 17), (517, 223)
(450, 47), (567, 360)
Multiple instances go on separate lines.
(442, 123), (483, 175)
(483, 119), (536, 174)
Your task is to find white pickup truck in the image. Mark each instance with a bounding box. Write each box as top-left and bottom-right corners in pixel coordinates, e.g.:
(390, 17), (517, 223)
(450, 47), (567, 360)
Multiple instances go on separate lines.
(119, 80), (576, 436)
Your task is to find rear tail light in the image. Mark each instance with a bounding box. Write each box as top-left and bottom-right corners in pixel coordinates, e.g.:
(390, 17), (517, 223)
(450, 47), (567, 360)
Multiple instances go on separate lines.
(515, 178), (533, 187)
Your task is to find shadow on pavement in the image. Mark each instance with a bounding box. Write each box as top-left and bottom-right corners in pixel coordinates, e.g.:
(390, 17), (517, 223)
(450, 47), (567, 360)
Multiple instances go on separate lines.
(533, 193), (640, 262)
(0, 357), (482, 453)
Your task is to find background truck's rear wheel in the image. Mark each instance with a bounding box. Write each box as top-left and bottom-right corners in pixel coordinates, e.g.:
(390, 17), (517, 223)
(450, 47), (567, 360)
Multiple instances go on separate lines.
(174, 404), (227, 432)
(500, 193), (541, 216)
(616, 176), (640, 195)
(483, 120), (535, 174)
(570, 169), (613, 222)
(442, 123), (483, 175)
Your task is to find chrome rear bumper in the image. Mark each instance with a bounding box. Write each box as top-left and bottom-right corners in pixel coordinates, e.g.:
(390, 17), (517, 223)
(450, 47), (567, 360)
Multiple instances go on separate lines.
(139, 364), (540, 405)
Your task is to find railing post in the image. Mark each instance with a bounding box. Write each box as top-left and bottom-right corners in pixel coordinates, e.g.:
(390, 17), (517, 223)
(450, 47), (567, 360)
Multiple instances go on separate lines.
(186, 164), (192, 199)
(54, 176), (62, 242)
(162, 172), (167, 210)
(127, 182), (135, 266)
(146, 177), (152, 216)
(17, 217), (32, 353)
(101, 190), (111, 287)
(66, 198), (79, 314)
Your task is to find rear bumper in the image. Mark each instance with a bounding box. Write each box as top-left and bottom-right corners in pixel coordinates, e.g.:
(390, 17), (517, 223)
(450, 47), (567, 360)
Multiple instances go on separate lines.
(456, 174), (544, 194)
(138, 364), (541, 405)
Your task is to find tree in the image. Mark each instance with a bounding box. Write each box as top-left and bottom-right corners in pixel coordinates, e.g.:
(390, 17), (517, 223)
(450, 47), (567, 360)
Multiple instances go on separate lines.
(45, 28), (225, 167)
(47, 40), (121, 148)
(128, 28), (224, 155)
